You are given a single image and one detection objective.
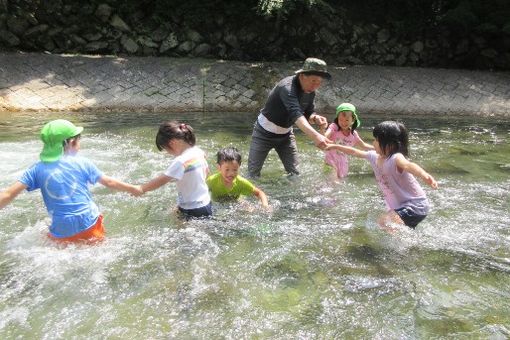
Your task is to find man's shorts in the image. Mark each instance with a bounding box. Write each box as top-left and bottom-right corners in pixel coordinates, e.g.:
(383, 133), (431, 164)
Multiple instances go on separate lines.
(48, 214), (105, 243)
(394, 207), (426, 229)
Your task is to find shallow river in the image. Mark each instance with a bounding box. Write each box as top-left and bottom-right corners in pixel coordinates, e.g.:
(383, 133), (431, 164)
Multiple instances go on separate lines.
(0, 112), (509, 338)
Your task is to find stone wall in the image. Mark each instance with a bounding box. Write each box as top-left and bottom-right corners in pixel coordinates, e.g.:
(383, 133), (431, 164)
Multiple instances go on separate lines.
(0, 1), (509, 70)
(2, 53), (509, 116)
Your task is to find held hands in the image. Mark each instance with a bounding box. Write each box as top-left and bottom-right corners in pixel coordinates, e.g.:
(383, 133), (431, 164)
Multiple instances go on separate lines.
(128, 185), (144, 197)
(310, 114), (330, 149)
(314, 134), (332, 150)
(312, 126), (333, 150)
(324, 143), (338, 151)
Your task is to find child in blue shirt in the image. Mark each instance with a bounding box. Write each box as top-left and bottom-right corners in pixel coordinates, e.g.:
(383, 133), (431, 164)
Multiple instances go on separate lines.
(0, 119), (142, 243)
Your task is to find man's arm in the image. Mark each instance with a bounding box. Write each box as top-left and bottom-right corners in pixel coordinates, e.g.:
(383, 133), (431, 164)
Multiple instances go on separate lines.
(295, 116), (331, 149)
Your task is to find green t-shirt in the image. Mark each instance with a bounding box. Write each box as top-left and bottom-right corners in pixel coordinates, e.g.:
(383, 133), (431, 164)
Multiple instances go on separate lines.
(206, 172), (255, 202)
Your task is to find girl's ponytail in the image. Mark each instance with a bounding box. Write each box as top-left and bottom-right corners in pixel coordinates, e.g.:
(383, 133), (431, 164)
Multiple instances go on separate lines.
(397, 122), (409, 157)
(156, 121), (196, 151)
(179, 123), (196, 146)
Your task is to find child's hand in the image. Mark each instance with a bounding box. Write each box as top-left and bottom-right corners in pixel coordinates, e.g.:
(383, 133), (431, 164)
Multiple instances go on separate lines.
(425, 174), (438, 189)
(324, 143), (336, 151)
(129, 185), (144, 197)
(314, 114), (328, 132)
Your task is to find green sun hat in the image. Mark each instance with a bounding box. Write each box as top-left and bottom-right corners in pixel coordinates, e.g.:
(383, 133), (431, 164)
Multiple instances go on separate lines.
(295, 57), (331, 80)
(40, 119), (83, 162)
(335, 103), (361, 130)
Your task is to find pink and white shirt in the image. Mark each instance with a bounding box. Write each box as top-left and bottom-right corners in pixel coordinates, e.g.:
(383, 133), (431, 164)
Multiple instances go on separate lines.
(324, 124), (361, 177)
(365, 151), (429, 215)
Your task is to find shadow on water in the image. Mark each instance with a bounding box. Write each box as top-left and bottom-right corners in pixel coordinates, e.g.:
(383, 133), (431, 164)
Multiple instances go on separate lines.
(0, 111), (509, 338)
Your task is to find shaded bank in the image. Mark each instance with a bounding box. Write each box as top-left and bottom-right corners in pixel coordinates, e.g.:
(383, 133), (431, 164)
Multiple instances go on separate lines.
(1, 0), (509, 70)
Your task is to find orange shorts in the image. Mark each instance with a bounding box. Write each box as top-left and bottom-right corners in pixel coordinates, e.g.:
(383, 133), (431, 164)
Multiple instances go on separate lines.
(48, 215), (105, 244)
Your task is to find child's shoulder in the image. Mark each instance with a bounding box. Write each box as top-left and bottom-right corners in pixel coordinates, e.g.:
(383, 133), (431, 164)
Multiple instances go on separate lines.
(206, 172), (222, 186)
(234, 175), (256, 190)
(207, 171), (221, 179)
(365, 150), (378, 159)
(63, 154), (95, 164)
(327, 122), (339, 131)
(236, 174), (253, 185)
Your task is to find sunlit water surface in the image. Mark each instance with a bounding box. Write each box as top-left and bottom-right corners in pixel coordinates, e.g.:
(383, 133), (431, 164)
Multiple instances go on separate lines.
(0, 112), (509, 338)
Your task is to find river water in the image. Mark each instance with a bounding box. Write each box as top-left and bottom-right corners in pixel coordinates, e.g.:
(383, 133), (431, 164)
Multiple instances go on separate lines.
(0, 112), (509, 338)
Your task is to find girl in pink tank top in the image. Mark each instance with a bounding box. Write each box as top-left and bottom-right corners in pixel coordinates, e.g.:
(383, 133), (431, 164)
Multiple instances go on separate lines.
(325, 121), (438, 230)
(324, 103), (373, 178)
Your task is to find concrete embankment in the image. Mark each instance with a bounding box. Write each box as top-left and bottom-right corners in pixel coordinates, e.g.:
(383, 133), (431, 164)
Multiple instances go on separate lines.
(1, 52), (509, 117)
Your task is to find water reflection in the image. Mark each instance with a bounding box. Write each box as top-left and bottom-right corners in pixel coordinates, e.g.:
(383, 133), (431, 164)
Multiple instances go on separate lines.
(0, 112), (509, 338)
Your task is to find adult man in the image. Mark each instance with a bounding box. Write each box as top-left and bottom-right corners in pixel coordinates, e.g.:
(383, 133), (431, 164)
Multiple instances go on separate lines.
(247, 57), (331, 177)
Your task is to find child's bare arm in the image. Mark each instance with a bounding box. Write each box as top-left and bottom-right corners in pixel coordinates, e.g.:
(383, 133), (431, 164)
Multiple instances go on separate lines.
(356, 139), (374, 151)
(0, 181), (27, 209)
(253, 187), (269, 207)
(324, 126), (333, 139)
(99, 175), (144, 196)
(140, 174), (173, 193)
(395, 155), (438, 189)
(325, 143), (368, 158)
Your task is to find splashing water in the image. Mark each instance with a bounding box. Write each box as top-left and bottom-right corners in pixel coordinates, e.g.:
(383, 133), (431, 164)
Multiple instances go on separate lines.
(0, 112), (509, 338)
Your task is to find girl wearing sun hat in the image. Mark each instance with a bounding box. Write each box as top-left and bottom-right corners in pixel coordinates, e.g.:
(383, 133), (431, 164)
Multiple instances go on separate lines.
(324, 103), (374, 178)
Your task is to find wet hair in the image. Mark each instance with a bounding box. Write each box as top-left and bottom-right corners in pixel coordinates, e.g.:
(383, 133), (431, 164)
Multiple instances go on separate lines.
(155, 121), (196, 151)
(372, 121), (409, 157)
(216, 146), (241, 165)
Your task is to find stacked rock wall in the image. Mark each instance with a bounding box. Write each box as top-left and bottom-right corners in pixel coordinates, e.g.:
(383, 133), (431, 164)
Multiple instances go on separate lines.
(0, 0), (509, 70)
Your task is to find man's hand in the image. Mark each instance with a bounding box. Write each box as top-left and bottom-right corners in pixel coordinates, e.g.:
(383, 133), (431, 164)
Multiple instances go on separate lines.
(313, 133), (331, 149)
(296, 115), (332, 149)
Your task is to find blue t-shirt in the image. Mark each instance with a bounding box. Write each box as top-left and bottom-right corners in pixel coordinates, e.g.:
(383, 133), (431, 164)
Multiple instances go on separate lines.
(19, 155), (103, 238)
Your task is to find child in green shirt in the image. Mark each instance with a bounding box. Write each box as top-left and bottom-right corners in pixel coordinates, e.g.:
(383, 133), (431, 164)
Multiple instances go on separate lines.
(207, 147), (269, 208)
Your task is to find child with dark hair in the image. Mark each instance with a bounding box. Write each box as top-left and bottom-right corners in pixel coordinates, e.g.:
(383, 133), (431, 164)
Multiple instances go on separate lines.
(140, 121), (212, 219)
(324, 103), (373, 178)
(325, 120), (438, 229)
(207, 146), (269, 208)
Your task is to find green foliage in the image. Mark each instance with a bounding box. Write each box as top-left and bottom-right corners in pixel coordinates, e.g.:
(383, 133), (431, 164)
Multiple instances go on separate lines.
(503, 23), (510, 35)
(257, 0), (332, 17)
(439, 0), (510, 34)
(109, 0), (259, 28)
(440, 1), (479, 33)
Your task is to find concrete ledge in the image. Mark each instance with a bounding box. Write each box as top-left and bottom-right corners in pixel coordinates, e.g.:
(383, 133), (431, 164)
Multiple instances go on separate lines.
(1, 52), (509, 116)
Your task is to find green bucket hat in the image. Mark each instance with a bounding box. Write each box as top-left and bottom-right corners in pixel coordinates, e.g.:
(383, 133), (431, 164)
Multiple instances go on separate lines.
(40, 119), (83, 162)
(336, 103), (361, 130)
(295, 57), (331, 80)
